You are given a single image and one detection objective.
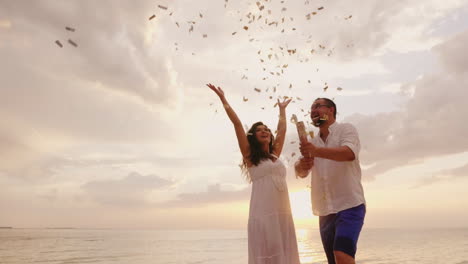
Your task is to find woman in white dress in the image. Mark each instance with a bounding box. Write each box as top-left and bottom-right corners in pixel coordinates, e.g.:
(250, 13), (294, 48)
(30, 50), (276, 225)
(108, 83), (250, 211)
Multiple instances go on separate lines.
(207, 83), (300, 264)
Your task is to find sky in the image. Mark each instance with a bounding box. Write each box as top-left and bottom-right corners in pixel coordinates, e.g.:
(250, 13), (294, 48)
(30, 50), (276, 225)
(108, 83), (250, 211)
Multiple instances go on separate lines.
(1, 0), (468, 229)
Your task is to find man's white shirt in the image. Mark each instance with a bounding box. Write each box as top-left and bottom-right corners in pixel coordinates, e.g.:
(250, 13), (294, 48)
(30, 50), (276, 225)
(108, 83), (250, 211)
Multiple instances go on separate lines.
(299, 122), (366, 216)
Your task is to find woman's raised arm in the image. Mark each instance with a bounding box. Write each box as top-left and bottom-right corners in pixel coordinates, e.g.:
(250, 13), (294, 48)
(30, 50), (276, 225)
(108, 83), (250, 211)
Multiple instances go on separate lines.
(207, 83), (250, 160)
(272, 98), (292, 157)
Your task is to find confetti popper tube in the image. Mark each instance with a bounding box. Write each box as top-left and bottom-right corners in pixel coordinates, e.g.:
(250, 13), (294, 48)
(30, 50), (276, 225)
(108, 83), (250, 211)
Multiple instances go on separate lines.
(296, 121), (308, 143)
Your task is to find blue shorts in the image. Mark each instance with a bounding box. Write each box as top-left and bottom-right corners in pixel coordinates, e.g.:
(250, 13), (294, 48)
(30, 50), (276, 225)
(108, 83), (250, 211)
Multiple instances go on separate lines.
(319, 204), (365, 263)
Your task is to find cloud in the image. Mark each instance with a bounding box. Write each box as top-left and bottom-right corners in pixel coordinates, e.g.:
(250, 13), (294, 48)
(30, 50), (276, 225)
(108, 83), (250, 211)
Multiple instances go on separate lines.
(81, 171), (176, 206)
(0, 0), (177, 105)
(411, 162), (468, 188)
(344, 29), (468, 180)
(158, 183), (250, 208)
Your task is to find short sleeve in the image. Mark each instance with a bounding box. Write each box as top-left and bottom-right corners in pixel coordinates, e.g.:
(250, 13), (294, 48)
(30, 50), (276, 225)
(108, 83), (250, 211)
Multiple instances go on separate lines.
(339, 123), (361, 159)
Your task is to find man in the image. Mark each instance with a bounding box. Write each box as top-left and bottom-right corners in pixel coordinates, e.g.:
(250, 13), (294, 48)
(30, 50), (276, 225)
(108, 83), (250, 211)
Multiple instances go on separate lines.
(295, 98), (366, 264)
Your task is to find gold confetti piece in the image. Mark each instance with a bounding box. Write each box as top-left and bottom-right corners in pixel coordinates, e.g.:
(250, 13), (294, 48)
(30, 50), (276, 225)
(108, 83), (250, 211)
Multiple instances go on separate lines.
(199, 13), (203, 18)
(282, 7), (287, 11)
(289, 83), (292, 89)
(65, 26), (75, 32)
(297, 97), (302, 101)
(243, 26), (249, 30)
(261, 107), (265, 110)
(337, 87), (343, 91)
(308, 80), (311, 83)
(309, 131), (314, 138)
(243, 96), (248, 102)
(209, 103), (213, 106)
(254, 88), (261, 92)
(158, 5), (168, 10)
(318, 6), (324, 10)
(169, 12), (173, 16)
(175, 22), (179, 27)
(290, 141), (296, 144)
(311, 49), (315, 54)
(55, 40), (63, 48)
(306, 14), (311, 20)
(291, 114), (298, 124)
(312, 11), (317, 15)
(68, 39), (78, 47)
(149, 14), (156, 20)
(269, 96), (273, 99)
(203, 34), (207, 38)
(258, 50), (261, 54)
(323, 85), (328, 92)
(189, 25), (194, 33)
(232, 31), (237, 35)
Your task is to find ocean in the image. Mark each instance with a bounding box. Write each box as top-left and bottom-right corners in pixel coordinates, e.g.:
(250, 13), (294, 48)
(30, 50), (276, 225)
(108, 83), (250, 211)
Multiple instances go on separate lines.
(1, 228), (468, 264)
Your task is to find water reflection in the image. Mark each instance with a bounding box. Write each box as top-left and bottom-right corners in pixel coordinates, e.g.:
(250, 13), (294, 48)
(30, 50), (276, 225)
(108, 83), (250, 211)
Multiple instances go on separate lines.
(296, 228), (327, 264)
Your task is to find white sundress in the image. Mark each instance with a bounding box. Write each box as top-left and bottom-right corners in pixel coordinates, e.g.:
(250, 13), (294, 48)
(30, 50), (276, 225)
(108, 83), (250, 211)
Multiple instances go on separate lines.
(247, 156), (300, 264)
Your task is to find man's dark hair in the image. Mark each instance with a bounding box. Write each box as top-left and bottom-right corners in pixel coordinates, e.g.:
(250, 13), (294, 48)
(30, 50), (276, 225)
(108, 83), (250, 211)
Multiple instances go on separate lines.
(314, 98), (337, 119)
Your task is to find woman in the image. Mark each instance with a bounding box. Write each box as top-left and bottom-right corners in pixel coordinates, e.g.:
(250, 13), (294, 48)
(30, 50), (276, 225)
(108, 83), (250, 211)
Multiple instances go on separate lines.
(207, 83), (300, 264)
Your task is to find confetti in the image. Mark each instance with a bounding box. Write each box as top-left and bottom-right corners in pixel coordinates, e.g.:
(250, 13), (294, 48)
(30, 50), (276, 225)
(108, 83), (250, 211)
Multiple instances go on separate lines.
(65, 26), (75, 32)
(243, 96), (248, 102)
(243, 26), (249, 30)
(309, 131), (314, 138)
(254, 88), (261, 92)
(203, 34), (207, 38)
(337, 87), (343, 91)
(149, 15), (156, 20)
(55, 40), (63, 48)
(232, 31), (237, 35)
(158, 5), (168, 10)
(68, 39), (78, 47)
(318, 6), (324, 10)
(323, 85), (328, 92)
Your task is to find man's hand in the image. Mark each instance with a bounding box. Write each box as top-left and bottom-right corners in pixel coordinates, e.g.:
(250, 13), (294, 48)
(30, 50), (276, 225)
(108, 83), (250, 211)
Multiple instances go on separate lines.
(299, 141), (317, 158)
(295, 156), (314, 178)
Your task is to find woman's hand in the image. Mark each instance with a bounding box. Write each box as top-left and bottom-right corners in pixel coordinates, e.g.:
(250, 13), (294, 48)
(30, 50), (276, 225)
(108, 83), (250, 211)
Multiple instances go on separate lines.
(207, 83), (225, 99)
(277, 98), (292, 109)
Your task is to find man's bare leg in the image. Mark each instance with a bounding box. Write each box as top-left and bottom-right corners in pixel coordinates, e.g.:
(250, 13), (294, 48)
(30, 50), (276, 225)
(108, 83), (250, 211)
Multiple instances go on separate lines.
(334, 250), (355, 264)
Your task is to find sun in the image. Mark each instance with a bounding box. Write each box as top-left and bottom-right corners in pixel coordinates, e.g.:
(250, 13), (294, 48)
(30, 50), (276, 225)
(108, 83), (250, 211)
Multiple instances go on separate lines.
(289, 189), (314, 220)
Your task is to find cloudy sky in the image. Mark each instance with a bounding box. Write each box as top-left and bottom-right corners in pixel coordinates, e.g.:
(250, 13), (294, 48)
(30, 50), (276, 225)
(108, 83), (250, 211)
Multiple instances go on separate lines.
(1, 0), (468, 229)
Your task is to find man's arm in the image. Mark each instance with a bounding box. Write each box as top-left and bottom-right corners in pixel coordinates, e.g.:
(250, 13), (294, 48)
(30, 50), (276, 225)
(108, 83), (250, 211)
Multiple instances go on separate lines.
(294, 157), (314, 178)
(315, 146), (355, 161)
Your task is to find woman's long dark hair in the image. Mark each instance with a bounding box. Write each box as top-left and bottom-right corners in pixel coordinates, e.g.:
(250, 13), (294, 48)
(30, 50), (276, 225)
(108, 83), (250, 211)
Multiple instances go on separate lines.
(241, 121), (275, 182)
